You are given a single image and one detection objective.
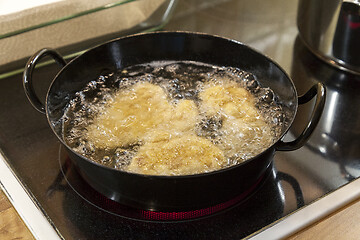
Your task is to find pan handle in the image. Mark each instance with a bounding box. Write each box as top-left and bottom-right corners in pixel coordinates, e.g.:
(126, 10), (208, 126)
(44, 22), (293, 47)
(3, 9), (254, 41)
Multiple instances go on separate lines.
(23, 48), (67, 114)
(276, 82), (326, 151)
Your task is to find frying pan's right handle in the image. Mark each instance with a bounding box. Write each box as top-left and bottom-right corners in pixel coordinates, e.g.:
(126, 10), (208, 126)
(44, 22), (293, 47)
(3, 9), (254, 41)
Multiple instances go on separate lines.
(276, 83), (326, 151)
(23, 48), (67, 114)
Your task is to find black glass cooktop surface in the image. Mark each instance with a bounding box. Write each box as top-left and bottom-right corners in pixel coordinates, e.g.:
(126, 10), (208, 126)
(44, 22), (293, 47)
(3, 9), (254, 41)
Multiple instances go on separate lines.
(1, 0), (359, 239)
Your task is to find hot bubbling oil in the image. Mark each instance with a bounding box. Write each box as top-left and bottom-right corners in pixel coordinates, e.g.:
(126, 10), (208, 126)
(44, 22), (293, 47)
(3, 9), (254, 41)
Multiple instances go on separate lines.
(62, 61), (285, 175)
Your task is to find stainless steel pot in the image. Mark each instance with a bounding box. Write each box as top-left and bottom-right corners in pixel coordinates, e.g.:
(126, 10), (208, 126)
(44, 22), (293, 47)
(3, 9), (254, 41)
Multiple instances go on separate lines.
(297, 0), (360, 75)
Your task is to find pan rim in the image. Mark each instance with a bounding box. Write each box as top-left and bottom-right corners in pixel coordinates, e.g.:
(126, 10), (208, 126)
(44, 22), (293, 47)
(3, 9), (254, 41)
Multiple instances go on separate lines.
(45, 30), (298, 179)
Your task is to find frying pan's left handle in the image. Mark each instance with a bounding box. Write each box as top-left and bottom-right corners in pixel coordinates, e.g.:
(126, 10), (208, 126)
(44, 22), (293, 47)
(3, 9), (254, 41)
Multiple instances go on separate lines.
(276, 82), (326, 151)
(23, 48), (67, 114)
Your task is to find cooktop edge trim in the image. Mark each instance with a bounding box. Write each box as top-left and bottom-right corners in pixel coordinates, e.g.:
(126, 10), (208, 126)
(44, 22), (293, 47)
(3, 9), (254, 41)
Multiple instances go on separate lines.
(248, 177), (360, 239)
(0, 152), (61, 240)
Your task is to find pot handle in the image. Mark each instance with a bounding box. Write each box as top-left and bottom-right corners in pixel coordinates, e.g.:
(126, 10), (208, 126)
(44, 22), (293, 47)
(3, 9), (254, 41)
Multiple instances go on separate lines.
(23, 48), (67, 114)
(276, 82), (326, 151)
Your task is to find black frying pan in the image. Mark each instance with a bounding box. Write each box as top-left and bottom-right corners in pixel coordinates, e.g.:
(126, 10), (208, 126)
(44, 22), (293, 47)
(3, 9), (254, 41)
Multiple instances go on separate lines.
(23, 31), (325, 211)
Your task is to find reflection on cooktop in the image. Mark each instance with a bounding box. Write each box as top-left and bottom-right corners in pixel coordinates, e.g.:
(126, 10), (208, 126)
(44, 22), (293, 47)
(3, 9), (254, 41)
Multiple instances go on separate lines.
(44, 145), (304, 239)
(290, 36), (360, 182)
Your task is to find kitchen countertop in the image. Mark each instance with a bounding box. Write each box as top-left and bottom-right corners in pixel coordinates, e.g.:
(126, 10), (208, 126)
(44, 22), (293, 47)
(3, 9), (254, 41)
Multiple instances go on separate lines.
(0, 190), (34, 239)
(289, 198), (360, 239)
(2, 189), (360, 239)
